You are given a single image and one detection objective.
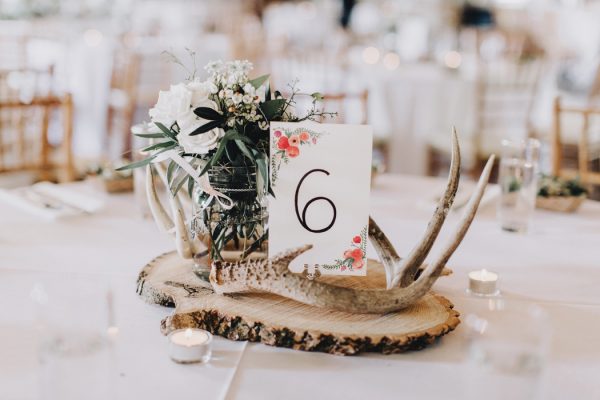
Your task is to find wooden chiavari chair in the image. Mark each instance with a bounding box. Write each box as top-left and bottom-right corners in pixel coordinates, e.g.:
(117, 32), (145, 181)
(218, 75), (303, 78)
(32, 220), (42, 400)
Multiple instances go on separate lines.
(0, 69), (74, 184)
(321, 91), (369, 125)
(552, 97), (600, 191)
(427, 57), (541, 179)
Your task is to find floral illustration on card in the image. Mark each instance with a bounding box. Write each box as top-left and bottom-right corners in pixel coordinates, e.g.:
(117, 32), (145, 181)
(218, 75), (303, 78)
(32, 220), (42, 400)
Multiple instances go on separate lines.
(270, 127), (325, 187)
(321, 225), (368, 272)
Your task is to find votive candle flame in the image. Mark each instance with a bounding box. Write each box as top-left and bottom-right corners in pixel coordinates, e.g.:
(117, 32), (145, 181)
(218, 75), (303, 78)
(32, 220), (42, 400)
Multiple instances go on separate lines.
(168, 328), (212, 364)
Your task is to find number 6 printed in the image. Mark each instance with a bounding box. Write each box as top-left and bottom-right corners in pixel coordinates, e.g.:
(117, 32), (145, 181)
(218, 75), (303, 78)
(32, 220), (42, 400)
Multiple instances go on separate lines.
(294, 169), (337, 233)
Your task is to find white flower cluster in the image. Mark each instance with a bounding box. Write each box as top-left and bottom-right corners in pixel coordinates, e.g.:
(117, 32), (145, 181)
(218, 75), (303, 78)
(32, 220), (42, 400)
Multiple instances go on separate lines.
(148, 60), (271, 155)
(207, 60), (268, 131)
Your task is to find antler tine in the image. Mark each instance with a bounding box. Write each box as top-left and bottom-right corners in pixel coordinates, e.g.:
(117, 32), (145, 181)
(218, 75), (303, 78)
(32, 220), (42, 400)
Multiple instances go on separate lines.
(270, 244), (313, 268)
(368, 217), (401, 289)
(166, 185), (195, 259)
(415, 154), (495, 287)
(146, 165), (174, 233)
(391, 128), (461, 289)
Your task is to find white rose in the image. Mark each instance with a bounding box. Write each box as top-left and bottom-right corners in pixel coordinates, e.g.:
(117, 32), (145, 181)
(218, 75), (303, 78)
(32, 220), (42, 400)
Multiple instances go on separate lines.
(148, 83), (192, 127)
(232, 93), (243, 104)
(186, 79), (211, 107)
(176, 99), (224, 154)
(243, 83), (255, 96)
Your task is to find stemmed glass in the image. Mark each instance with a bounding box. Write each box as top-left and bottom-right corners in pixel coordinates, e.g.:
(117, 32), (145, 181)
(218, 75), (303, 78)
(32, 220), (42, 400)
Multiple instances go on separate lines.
(464, 299), (551, 400)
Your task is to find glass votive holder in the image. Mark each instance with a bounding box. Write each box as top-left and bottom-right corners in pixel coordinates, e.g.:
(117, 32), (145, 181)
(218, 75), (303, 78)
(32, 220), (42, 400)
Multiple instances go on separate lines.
(464, 300), (550, 400)
(168, 328), (212, 364)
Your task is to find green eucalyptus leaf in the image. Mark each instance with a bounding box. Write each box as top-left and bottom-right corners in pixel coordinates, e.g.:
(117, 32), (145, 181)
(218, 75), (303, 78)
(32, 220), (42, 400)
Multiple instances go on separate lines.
(166, 160), (178, 185)
(153, 122), (178, 141)
(142, 141), (177, 152)
(235, 139), (254, 161)
(249, 74), (269, 89)
(187, 175), (195, 198)
(134, 133), (164, 139)
(190, 120), (222, 136)
(256, 156), (269, 191)
(115, 156), (155, 171)
(311, 92), (324, 101)
(194, 107), (223, 121)
(171, 169), (189, 196)
(260, 99), (286, 120)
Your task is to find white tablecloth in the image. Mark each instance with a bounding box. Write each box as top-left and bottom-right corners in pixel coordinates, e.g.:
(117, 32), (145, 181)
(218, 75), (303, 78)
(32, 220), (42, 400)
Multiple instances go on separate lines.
(1, 175), (600, 399)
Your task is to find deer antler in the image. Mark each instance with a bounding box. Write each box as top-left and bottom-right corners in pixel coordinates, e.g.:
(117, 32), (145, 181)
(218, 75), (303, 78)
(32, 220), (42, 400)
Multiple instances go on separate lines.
(145, 164), (206, 259)
(210, 133), (495, 314)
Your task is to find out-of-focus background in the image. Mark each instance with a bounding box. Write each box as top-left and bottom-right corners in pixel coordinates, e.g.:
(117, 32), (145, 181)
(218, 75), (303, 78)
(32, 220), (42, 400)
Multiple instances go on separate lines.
(0, 0), (599, 193)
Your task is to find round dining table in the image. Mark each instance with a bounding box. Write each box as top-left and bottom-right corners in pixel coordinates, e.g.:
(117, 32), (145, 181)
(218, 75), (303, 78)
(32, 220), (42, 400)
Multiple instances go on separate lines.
(1, 174), (599, 399)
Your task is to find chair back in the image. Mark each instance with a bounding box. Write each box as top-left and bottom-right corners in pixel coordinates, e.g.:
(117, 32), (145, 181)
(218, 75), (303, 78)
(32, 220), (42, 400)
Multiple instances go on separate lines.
(321, 91), (369, 125)
(474, 58), (541, 155)
(0, 68), (74, 182)
(552, 97), (600, 186)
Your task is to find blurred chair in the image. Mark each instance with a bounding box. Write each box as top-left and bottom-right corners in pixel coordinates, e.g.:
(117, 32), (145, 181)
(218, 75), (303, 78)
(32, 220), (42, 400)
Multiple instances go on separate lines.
(0, 69), (74, 186)
(321, 90), (369, 124)
(107, 48), (140, 159)
(552, 97), (600, 191)
(427, 58), (541, 178)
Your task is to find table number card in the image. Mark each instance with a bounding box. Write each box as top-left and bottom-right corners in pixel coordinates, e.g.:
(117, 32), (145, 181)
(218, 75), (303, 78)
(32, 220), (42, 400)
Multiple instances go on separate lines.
(269, 122), (372, 276)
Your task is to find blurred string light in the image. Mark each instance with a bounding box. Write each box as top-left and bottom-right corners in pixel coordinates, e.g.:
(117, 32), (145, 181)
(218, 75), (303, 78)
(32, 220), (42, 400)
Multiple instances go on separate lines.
(83, 29), (103, 47)
(362, 46), (380, 65)
(383, 52), (400, 70)
(444, 50), (462, 69)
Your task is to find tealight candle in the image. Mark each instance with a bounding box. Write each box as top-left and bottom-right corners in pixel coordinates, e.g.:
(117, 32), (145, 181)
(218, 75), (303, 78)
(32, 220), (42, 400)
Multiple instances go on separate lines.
(467, 269), (499, 296)
(168, 328), (212, 364)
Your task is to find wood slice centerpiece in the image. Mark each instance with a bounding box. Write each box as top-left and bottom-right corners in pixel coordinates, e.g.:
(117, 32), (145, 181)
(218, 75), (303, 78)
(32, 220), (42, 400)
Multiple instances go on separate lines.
(137, 251), (460, 356)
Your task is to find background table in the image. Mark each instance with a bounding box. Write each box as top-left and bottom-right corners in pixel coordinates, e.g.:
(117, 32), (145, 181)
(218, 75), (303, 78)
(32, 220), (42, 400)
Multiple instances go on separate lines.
(1, 175), (599, 399)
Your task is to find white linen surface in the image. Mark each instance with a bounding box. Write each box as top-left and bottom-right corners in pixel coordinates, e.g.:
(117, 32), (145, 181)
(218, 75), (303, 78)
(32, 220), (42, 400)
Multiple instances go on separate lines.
(1, 176), (599, 399)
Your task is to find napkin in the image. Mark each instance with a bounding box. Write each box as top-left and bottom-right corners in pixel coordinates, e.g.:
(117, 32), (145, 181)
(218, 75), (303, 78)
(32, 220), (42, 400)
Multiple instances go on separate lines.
(0, 182), (105, 220)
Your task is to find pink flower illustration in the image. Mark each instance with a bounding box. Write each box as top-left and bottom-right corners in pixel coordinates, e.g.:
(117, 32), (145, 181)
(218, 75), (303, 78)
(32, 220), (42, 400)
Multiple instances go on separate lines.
(274, 130), (282, 138)
(352, 259), (364, 269)
(350, 248), (363, 260)
(289, 134), (300, 146)
(312, 137), (317, 144)
(300, 131), (310, 142)
(277, 136), (289, 150)
(286, 146), (300, 158)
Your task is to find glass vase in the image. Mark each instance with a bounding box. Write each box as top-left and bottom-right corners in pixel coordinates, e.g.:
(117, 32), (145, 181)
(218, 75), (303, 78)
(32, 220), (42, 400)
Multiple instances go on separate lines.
(190, 164), (268, 278)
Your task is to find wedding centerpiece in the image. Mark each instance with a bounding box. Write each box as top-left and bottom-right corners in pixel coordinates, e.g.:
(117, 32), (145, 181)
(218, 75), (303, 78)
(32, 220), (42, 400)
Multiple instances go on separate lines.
(119, 57), (334, 265)
(129, 56), (497, 355)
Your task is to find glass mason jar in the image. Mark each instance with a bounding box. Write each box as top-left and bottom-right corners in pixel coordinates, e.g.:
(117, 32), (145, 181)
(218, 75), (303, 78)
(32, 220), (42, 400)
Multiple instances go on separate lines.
(190, 164), (268, 279)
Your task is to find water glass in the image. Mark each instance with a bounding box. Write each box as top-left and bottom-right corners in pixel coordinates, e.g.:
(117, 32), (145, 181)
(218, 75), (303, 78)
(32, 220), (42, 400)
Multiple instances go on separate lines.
(464, 299), (550, 400)
(31, 277), (116, 400)
(497, 138), (540, 233)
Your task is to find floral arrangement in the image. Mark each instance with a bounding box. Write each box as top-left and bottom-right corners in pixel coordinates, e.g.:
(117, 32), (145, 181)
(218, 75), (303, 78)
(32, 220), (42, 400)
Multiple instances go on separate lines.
(270, 126), (324, 185)
(537, 175), (587, 198)
(322, 225), (368, 272)
(119, 55), (334, 260)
